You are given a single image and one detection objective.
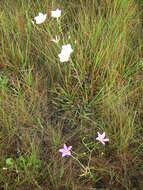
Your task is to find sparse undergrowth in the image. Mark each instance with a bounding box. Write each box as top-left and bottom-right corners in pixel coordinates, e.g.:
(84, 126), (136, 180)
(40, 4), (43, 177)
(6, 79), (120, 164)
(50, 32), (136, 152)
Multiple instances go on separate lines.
(0, 0), (143, 189)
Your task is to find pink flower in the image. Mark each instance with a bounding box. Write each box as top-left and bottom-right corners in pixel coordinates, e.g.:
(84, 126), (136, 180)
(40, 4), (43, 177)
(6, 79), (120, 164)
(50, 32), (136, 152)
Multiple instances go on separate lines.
(59, 144), (72, 157)
(96, 132), (109, 145)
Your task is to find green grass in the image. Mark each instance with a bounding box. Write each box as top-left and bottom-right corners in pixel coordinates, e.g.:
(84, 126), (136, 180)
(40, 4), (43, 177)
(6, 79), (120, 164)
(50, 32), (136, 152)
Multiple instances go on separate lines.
(0, 0), (143, 189)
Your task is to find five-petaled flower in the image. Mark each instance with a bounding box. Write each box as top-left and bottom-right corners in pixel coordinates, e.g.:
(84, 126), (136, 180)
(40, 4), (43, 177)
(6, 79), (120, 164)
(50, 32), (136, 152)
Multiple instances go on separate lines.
(59, 144), (72, 157)
(34, 12), (47, 24)
(58, 44), (73, 62)
(96, 132), (109, 145)
(51, 8), (61, 18)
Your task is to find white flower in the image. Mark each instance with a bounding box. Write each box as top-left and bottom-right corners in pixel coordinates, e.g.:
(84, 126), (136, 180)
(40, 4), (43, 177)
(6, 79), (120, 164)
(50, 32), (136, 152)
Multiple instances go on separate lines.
(61, 44), (73, 55)
(58, 51), (70, 62)
(51, 8), (61, 18)
(34, 12), (47, 24)
(58, 44), (73, 62)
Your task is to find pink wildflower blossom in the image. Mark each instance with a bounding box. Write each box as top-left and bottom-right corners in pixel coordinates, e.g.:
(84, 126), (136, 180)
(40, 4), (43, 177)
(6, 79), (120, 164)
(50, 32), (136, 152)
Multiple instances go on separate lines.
(59, 144), (72, 157)
(96, 132), (109, 145)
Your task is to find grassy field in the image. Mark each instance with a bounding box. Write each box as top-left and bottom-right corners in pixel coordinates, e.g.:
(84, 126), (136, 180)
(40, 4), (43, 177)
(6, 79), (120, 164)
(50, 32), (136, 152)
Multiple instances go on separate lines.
(0, 0), (143, 189)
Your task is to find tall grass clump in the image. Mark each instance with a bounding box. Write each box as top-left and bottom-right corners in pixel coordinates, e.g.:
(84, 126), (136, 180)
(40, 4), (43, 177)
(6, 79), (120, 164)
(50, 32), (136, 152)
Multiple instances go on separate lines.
(0, 0), (143, 189)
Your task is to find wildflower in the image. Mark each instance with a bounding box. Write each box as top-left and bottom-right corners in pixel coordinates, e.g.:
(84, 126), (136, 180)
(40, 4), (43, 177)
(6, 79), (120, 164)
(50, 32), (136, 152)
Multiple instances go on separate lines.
(34, 12), (47, 24)
(51, 8), (61, 18)
(59, 144), (72, 157)
(96, 132), (109, 145)
(58, 44), (73, 62)
(51, 35), (60, 43)
(61, 44), (73, 55)
(58, 51), (70, 62)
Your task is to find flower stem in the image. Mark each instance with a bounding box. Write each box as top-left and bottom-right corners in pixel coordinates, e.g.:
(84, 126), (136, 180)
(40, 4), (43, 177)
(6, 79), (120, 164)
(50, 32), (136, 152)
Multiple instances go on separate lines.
(71, 154), (85, 170)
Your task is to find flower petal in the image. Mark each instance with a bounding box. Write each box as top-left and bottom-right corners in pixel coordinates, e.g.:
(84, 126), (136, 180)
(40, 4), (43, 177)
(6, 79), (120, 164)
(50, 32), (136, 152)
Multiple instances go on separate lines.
(97, 131), (101, 137)
(64, 144), (67, 150)
(34, 13), (47, 24)
(39, 12), (43, 16)
(61, 44), (73, 54)
(67, 151), (71, 156)
(58, 52), (70, 62)
(51, 9), (61, 18)
(104, 138), (109, 142)
(101, 141), (105, 145)
(62, 152), (67, 157)
(59, 148), (64, 153)
(101, 132), (105, 138)
(96, 137), (100, 141)
(68, 146), (72, 150)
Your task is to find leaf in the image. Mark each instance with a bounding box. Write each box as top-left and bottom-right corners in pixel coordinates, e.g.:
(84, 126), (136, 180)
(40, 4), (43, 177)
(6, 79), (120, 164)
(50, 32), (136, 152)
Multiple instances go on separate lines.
(6, 158), (14, 166)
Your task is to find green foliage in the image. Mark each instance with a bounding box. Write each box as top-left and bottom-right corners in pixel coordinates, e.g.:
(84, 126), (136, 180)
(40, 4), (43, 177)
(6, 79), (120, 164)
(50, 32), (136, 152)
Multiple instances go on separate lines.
(0, 0), (143, 189)
(0, 75), (8, 91)
(6, 158), (14, 167)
